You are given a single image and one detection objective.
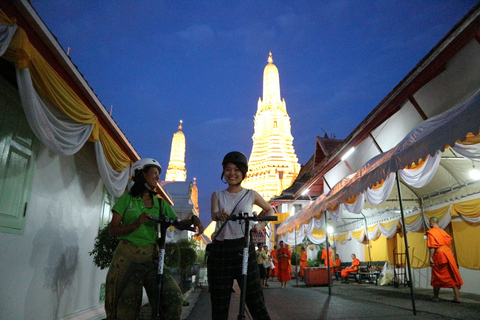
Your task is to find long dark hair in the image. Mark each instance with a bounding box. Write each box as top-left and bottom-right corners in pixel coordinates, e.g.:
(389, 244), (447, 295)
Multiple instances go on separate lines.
(129, 165), (155, 197)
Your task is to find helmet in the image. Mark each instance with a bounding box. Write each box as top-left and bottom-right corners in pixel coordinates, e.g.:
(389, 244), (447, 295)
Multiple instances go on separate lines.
(222, 151), (248, 168)
(131, 158), (162, 180)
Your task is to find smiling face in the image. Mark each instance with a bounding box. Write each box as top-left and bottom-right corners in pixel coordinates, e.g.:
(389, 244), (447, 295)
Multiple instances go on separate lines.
(223, 162), (244, 186)
(143, 166), (160, 189)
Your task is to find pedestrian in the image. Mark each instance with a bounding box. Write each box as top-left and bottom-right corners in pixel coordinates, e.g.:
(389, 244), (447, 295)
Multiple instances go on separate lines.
(256, 243), (268, 286)
(263, 245), (272, 286)
(427, 217), (463, 303)
(270, 245), (278, 279)
(277, 240), (291, 288)
(299, 246), (308, 280)
(104, 158), (204, 320)
(207, 151), (273, 320)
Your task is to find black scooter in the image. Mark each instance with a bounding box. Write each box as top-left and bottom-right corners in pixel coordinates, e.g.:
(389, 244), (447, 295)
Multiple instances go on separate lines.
(148, 214), (196, 320)
(227, 212), (277, 320)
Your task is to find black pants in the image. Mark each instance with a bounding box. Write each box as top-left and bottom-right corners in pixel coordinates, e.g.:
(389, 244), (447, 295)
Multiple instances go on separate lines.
(207, 238), (270, 320)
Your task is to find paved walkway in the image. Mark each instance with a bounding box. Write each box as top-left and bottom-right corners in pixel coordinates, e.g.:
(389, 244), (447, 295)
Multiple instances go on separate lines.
(179, 278), (480, 320)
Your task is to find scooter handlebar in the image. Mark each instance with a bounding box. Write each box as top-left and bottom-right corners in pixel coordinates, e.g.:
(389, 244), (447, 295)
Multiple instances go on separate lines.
(227, 213), (277, 222)
(148, 215), (197, 232)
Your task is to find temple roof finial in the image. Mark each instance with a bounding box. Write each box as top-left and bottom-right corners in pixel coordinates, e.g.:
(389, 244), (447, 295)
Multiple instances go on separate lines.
(178, 119), (183, 131)
(268, 51), (273, 64)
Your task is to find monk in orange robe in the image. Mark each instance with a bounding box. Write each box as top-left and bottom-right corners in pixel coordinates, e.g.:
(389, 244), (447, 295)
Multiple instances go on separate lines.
(427, 217), (463, 303)
(276, 241), (291, 288)
(341, 253), (360, 283)
(270, 245), (278, 277)
(299, 247), (308, 278)
(333, 254), (342, 272)
(321, 248), (334, 276)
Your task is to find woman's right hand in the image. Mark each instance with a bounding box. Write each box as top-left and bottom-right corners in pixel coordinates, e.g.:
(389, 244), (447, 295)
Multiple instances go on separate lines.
(215, 209), (229, 221)
(135, 212), (150, 226)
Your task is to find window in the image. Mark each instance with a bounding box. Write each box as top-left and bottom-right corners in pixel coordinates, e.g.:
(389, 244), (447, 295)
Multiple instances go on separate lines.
(0, 75), (37, 235)
(99, 187), (116, 228)
(294, 204), (302, 213)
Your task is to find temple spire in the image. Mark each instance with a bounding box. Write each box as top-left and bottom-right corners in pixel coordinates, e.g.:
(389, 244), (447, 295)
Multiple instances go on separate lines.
(165, 120), (187, 181)
(243, 53), (300, 201)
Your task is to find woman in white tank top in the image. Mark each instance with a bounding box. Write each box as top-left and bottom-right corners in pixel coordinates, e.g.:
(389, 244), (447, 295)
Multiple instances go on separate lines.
(207, 151), (274, 320)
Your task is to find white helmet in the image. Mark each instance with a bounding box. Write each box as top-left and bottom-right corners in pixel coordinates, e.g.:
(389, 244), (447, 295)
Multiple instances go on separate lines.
(131, 158), (162, 181)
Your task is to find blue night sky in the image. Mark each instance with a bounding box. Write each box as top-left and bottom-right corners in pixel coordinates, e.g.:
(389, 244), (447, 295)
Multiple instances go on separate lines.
(33, 1), (478, 227)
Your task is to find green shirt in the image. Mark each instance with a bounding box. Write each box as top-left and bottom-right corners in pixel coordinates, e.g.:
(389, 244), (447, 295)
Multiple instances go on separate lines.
(113, 194), (177, 247)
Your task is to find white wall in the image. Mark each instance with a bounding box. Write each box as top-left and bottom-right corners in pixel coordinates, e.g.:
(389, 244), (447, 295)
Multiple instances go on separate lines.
(0, 143), (108, 319)
(335, 239), (365, 263)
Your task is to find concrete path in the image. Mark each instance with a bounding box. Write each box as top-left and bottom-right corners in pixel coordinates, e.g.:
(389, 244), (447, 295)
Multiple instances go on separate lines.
(182, 279), (480, 320)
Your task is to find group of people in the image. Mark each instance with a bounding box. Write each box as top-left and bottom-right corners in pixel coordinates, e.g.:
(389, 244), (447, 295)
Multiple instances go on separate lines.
(103, 151), (464, 319)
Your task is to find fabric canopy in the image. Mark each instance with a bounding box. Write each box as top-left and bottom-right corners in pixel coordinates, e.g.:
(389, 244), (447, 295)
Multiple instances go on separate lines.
(278, 87), (480, 235)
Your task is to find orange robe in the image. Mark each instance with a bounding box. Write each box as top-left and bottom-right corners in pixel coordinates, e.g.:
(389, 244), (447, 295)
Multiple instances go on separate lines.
(322, 249), (334, 275)
(277, 247), (291, 282)
(427, 227), (463, 289)
(321, 249), (333, 267)
(333, 258), (342, 272)
(270, 249), (278, 277)
(341, 258), (360, 278)
(299, 252), (308, 277)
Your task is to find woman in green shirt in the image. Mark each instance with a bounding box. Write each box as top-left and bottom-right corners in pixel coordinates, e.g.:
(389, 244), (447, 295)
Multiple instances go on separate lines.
(105, 158), (203, 320)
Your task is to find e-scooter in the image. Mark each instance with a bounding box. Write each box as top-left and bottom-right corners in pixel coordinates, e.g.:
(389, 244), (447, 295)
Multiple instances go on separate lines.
(227, 212), (277, 320)
(148, 214), (196, 320)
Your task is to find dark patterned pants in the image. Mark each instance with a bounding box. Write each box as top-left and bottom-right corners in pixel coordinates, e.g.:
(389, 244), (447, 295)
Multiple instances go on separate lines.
(105, 240), (183, 320)
(207, 238), (271, 320)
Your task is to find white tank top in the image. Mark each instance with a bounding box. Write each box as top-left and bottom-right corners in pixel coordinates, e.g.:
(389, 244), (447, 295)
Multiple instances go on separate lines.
(213, 188), (255, 241)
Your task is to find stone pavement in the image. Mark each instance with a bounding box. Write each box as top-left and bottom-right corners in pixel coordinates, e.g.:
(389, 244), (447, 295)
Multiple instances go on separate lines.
(180, 278), (480, 320)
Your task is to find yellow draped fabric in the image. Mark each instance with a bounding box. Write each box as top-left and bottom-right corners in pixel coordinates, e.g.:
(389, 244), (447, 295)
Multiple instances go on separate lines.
(368, 235), (389, 261)
(0, 9), (15, 25)
(335, 232), (348, 243)
(98, 126), (132, 171)
(371, 179), (385, 189)
(1, 16), (131, 171)
(351, 228), (364, 240)
(424, 205), (450, 221)
(311, 228), (325, 239)
(380, 219), (399, 230)
(456, 132), (480, 145)
(450, 197), (480, 218)
(272, 212), (290, 225)
(328, 204), (338, 211)
(405, 231), (429, 268)
(404, 213), (422, 225)
(451, 221), (480, 269)
(405, 155), (428, 170)
(345, 194), (359, 204)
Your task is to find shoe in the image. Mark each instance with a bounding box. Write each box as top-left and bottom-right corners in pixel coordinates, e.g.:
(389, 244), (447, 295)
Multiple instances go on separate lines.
(265, 283), (269, 286)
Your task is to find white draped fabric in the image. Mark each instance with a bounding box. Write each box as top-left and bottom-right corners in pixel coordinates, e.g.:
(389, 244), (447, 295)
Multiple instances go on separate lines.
(343, 192), (365, 214)
(0, 23), (17, 56)
(94, 141), (130, 198)
(1, 21), (132, 198)
(402, 214), (425, 232)
(453, 142), (480, 161)
(327, 202), (343, 223)
(377, 220), (399, 238)
(278, 87), (480, 236)
(365, 172), (396, 205)
(16, 68), (94, 155)
(399, 151), (442, 188)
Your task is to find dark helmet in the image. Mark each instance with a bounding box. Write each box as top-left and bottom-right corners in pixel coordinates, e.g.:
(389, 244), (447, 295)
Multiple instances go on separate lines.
(222, 151), (248, 169)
